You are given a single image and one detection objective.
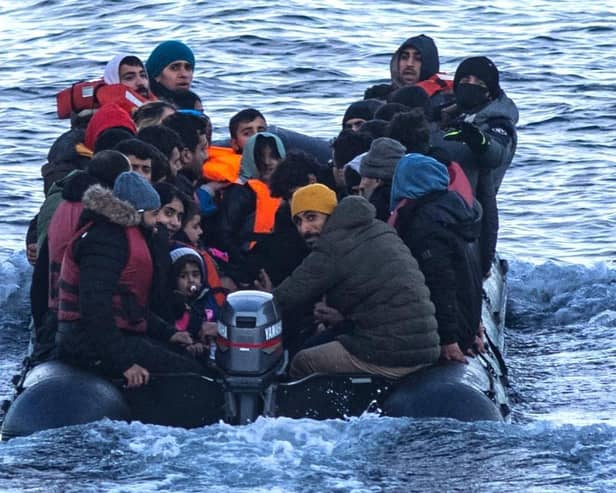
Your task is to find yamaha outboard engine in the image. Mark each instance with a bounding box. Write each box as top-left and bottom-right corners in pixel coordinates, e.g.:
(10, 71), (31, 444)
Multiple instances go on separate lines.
(216, 291), (287, 424)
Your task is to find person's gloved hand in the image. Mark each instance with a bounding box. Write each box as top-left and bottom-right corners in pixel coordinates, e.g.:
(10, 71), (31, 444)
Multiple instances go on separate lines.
(444, 121), (489, 153)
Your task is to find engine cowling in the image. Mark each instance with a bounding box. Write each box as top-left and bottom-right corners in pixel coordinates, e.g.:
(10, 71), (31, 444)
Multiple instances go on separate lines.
(215, 290), (284, 375)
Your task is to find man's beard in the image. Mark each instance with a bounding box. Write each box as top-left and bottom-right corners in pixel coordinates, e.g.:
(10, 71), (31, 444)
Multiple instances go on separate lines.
(136, 85), (150, 98)
(303, 233), (320, 249)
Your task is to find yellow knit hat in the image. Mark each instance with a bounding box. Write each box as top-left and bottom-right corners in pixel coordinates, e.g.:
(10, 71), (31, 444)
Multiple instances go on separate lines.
(291, 184), (338, 218)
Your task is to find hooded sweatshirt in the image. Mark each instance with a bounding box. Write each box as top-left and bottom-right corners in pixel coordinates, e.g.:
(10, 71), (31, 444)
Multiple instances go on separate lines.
(239, 132), (287, 183)
(389, 34), (440, 89)
(83, 103), (137, 151)
(103, 53), (132, 85)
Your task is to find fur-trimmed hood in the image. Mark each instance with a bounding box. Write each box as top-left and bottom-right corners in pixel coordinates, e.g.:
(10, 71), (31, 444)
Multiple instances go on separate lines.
(82, 184), (141, 227)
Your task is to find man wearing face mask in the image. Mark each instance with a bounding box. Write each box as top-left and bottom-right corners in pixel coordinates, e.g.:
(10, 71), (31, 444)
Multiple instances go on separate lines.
(443, 56), (519, 277)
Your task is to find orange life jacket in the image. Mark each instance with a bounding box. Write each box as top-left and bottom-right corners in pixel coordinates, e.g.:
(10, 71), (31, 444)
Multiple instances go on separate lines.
(58, 223), (153, 334)
(246, 179), (280, 247)
(202, 146), (241, 183)
(415, 73), (454, 97)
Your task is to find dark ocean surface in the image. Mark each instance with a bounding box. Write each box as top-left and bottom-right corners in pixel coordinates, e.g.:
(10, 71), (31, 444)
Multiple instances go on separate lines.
(0, 1), (615, 491)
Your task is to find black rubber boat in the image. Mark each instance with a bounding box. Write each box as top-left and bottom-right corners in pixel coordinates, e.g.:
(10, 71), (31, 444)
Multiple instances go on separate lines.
(0, 256), (509, 440)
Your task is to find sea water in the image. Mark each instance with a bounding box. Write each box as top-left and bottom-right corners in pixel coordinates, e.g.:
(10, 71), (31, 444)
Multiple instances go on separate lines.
(0, 1), (615, 491)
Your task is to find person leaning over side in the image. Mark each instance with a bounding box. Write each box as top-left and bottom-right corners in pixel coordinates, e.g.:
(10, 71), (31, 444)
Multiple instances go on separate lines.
(256, 183), (440, 379)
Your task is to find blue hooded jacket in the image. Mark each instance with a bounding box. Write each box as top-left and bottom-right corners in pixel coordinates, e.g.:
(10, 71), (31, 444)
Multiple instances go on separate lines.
(390, 153), (449, 211)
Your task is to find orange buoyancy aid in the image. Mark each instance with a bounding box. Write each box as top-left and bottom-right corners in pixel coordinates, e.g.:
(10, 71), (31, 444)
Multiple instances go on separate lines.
(58, 224), (153, 333)
(47, 200), (85, 312)
(246, 179), (281, 245)
(74, 142), (94, 159)
(415, 73), (454, 97)
(202, 146), (241, 183)
(201, 249), (227, 306)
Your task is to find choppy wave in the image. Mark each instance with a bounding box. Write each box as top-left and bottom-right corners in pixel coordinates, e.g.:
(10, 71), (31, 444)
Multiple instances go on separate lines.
(1, 416), (615, 492)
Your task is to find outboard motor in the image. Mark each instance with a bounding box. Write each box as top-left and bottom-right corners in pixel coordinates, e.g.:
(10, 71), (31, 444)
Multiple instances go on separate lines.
(215, 291), (287, 424)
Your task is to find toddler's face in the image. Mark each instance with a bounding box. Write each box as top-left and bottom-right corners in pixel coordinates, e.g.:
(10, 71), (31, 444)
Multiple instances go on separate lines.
(177, 261), (202, 296)
(183, 215), (203, 245)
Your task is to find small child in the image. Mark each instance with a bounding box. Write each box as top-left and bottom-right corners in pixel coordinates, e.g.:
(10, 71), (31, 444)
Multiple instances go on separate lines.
(169, 247), (222, 358)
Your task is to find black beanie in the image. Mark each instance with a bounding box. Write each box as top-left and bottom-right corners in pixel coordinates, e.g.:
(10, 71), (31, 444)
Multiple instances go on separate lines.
(389, 86), (432, 119)
(342, 99), (383, 126)
(87, 150), (131, 188)
(453, 56), (501, 99)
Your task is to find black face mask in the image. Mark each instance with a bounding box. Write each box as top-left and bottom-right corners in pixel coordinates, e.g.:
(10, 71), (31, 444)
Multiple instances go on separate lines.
(455, 83), (489, 112)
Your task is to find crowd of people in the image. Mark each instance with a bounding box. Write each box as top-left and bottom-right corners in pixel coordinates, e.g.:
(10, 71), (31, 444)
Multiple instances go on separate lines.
(25, 34), (518, 387)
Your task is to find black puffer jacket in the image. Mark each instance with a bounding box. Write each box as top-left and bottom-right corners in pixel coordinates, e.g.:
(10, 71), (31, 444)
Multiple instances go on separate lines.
(274, 196), (440, 367)
(56, 186), (176, 375)
(396, 191), (483, 350)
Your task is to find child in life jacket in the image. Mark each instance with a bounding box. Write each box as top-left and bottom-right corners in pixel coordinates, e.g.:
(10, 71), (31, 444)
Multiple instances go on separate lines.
(169, 246), (222, 359)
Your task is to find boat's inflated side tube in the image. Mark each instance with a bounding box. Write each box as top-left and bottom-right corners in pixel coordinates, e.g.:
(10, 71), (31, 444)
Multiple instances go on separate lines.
(381, 362), (503, 422)
(1, 361), (130, 440)
(266, 125), (331, 166)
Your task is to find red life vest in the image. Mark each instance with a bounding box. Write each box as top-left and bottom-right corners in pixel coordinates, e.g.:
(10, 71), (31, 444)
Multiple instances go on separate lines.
(58, 223), (153, 333)
(447, 161), (474, 207)
(56, 80), (157, 119)
(246, 179), (281, 248)
(415, 74), (454, 97)
(47, 200), (85, 312)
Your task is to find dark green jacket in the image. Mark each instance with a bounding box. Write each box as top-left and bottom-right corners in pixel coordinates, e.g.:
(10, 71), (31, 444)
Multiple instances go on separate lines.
(274, 196), (440, 367)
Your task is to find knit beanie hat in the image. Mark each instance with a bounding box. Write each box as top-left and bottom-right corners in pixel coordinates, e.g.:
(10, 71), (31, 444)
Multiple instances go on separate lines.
(291, 183), (338, 218)
(87, 149), (131, 188)
(453, 56), (501, 98)
(84, 103), (137, 150)
(103, 53), (131, 85)
(112, 171), (161, 211)
(390, 153), (449, 211)
(342, 99), (383, 126)
(360, 137), (406, 181)
(169, 246), (205, 279)
(146, 41), (195, 79)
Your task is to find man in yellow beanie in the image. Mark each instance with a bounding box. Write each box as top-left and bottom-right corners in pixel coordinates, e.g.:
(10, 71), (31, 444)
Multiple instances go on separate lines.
(258, 183), (440, 379)
(289, 183), (338, 249)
